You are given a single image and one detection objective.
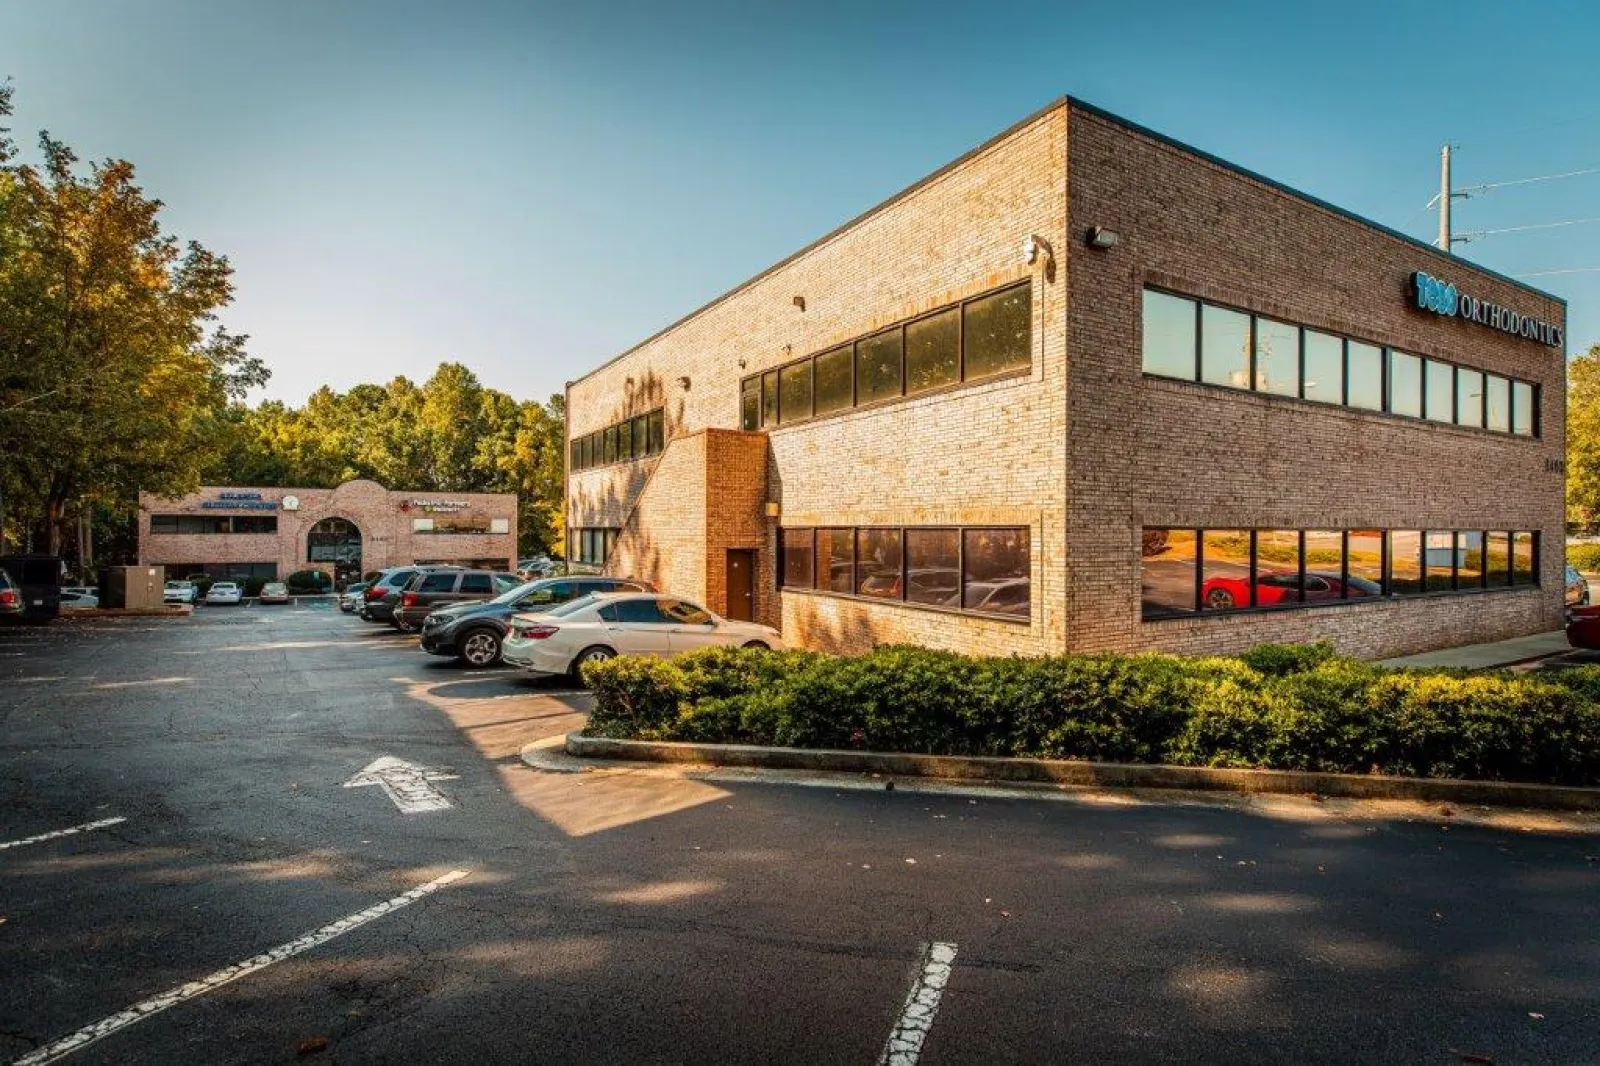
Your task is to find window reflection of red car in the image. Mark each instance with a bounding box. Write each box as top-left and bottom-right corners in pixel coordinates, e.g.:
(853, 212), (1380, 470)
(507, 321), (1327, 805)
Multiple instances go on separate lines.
(1200, 570), (1381, 609)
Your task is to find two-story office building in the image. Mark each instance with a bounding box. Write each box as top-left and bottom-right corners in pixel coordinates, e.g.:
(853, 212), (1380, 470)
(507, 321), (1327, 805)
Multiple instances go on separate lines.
(138, 480), (518, 586)
(565, 98), (1566, 660)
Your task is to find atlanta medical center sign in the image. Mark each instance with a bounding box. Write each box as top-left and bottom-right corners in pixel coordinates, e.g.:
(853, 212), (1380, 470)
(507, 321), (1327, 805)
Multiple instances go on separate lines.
(1411, 271), (1563, 348)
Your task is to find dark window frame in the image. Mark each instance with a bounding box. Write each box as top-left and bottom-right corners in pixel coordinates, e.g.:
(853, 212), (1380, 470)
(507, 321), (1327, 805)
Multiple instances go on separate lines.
(1140, 525), (1539, 621)
(779, 524), (1029, 623)
(740, 280), (1032, 432)
(569, 407), (666, 473)
(1140, 285), (1541, 439)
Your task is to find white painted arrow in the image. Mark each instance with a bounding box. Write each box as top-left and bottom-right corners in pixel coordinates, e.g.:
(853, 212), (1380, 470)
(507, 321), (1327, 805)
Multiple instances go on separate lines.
(343, 756), (459, 814)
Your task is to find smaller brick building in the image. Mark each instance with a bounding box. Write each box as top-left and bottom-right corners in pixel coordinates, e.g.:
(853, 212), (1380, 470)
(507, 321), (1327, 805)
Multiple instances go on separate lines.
(564, 98), (1567, 661)
(137, 480), (518, 586)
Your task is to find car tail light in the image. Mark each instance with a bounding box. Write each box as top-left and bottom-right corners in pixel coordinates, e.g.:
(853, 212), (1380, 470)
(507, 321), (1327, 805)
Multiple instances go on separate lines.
(0, 590), (14, 607)
(513, 622), (559, 640)
(401, 592), (417, 607)
(365, 586), (385, 601)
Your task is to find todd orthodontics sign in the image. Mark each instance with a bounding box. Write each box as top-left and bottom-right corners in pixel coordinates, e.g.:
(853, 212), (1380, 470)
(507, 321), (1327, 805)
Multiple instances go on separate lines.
(1411, 271), (1563, 348)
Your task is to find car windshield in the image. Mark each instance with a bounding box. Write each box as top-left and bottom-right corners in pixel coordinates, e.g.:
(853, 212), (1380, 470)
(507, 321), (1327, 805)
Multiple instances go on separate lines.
(491, 579), (546, 605)
(538, 593), (604, 619)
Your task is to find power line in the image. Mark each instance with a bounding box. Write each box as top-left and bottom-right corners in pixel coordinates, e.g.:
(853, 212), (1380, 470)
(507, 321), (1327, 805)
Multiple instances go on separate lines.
(1453, 216), (1600, 244)
(1457, 165), (1600, 195)
(1515, 266), (1600, 278)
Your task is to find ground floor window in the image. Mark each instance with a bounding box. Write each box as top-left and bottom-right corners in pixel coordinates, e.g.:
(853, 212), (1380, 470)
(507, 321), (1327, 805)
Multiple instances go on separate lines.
(1141, 527), (1539, 619)
(159, 562), (279, 582)
(573, 528), (619, 566)
(779, 525), (1029, 620)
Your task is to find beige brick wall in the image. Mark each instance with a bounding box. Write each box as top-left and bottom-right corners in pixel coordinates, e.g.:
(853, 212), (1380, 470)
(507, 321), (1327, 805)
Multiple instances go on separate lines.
(569, 105), (1070, 654)
(1063, 103), (1566, 658)
(138, 480), (518, 578)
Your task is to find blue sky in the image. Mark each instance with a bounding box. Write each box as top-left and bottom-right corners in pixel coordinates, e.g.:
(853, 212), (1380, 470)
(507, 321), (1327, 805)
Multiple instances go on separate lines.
(2, 0), (1596, 405)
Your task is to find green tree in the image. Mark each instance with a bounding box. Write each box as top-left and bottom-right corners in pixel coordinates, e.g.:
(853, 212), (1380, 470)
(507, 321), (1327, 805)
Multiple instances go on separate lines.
(0, 82), (266, 553)
(1568, 345), (1600, 533)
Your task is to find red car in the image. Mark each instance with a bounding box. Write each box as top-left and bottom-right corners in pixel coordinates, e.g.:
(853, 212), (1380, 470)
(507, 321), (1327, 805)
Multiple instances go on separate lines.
(1200, 570), (1380, 609)
(1568, 604), (1600, 649)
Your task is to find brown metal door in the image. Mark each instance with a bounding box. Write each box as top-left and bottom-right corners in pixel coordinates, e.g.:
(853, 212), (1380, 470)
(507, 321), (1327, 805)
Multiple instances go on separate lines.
(725, 550), (755, 621)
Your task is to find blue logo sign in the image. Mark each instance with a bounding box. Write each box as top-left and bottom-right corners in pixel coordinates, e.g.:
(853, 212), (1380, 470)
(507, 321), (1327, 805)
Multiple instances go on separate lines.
(1409, 271), (1563, 348)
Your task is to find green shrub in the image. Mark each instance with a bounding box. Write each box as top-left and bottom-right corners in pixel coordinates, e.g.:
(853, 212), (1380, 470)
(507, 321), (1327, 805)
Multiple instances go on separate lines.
(578, 642), (1600, 786)
(581, 656), (688, 739)
(285, 569), (331, 594)
(1567, 544), (1600, 573)
(1237, 641), (1338, 677)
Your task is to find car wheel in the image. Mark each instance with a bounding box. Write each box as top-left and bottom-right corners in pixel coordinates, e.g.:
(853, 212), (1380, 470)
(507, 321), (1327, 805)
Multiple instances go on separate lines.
(459, 629), (502, 668)
(741, 640), (770, 650)
(569, 645), (615, 683)
(1204, 588), (1236, 610)
(394, 615), (419, 633)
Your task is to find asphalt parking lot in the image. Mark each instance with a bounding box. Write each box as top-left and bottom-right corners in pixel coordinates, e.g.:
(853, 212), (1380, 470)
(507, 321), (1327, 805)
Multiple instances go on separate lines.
(2, 605), (1599, 1064)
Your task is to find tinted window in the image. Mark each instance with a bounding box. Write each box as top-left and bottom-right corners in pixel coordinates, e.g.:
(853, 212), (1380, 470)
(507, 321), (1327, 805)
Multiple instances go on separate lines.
(740, 379), (759, 431)
(905, 308), (959, 394)
(1348, 530), (1384, 596)
(1389, 350), (1422, 417)
(962, 284), (1030, 380)
(1254, 318), (1298, 397)
(856, 328), (902, 404)
(1346, 342), (1382, 411)
(1141, 528), (1196, 617)
(762, 371), (778, 427)
(547, 594), (603, 618)
(617, 418), (633, 459)
(648, 409), (665, 454)
(1512, 381), (1535, 436)
(781, 528), (814, 588)
(389, 570), (419, 587)
(1456, 368), (1484, 429)
(1303, 331), (1342, 405)
(1257, 530), (1302, 604)
(1486, 532), (1511, 586)
(610, 598), (670, 624)
(1485, 375), (1510, 433)
(460, 574), (492, 594)
(962, 528), (1028, 616)
(1304, 530), (1345, 601)
(517, 582), (571, 606)
(495, 574), (520, 591)
(660, 599), (713, 625)
(903, 529), (957, 606)
(1424, 360), (1454, 423)
(1512, 532), (1537, 586)
(1202, 529), (1251, 611)
(818, 528), (854, 594)
(778, 360), (813, 424)
(1424, 531), (1455, 591)
(1455, 531), (1485, 589)
(857, 528), (904, 599)
(419, 573), (457, 593)
(1142, 290), (1196, 378)
(813, 346), (853, 415)
(603, 426), (618, 463)
(1200, 304), (1250, 389)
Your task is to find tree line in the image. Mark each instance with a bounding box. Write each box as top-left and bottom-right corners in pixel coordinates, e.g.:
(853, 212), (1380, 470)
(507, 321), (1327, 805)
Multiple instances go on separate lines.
(0, 82), (564, 566)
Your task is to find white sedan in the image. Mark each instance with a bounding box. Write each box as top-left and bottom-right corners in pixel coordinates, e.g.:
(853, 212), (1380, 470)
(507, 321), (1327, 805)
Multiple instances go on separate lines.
(163, 581), (197, 604)
(503, 592), (782, 678)
(204, 582), (243, 606)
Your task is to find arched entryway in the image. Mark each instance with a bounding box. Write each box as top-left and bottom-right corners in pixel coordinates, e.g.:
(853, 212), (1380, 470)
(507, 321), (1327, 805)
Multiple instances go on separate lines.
(307, 517), (362, 588)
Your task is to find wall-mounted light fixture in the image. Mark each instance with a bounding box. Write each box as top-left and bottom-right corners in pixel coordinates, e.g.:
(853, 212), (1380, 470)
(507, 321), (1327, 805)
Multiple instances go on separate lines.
(625, 375), (635, 387)
(1023, 235), (1056, 282)
(737, 357), (747, 369)
(1085, 226), (1120, 249)
(792, 296), (806, 312)
(764, 502), (781, 518)
(678, 375), (691, 391)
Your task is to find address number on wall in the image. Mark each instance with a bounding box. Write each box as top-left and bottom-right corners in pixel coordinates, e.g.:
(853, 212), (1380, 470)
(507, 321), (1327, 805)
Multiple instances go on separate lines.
(1545, 458), (1567, 474)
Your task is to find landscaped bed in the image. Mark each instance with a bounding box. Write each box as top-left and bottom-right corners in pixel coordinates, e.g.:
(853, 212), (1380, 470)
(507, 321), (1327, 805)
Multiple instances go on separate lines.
(580, 643), (1600, 788)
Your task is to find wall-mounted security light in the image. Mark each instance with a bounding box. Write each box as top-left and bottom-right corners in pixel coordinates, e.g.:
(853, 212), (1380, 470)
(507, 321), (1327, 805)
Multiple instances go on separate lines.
(678, 375), (691, 391)
(764, 502), (781, 518)
(792, 296), (806, 311)
(1023, 235), (1056, 282)
(1086, 226), (1120, 249)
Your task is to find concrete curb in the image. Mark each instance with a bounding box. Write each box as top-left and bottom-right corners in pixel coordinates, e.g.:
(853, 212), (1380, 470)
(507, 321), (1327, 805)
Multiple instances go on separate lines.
(565, 733), (1600, 812)
(63, 606), (194, 618)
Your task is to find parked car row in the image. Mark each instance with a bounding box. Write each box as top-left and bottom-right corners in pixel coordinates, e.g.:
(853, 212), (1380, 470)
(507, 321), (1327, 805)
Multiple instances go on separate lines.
(347, 564), (782, 678)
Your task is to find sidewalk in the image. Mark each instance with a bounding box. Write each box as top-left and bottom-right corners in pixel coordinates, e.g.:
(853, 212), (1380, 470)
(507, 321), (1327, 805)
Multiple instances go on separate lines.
(1376, 629), (1570, 670)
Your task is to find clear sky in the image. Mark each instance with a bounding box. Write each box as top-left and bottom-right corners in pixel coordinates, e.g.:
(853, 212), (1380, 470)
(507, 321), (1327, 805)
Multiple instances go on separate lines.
(2, 0), (1596, 405)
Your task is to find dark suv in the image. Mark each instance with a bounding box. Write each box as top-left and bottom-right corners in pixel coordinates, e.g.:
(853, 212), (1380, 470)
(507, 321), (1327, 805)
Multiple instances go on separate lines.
(421, 575), (652, 666)
(361, 565), (452, 624)
(392, 568), (521, 632)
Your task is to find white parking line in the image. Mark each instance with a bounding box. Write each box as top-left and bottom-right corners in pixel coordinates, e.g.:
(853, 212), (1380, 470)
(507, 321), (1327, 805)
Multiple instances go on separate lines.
(15, 868), (471, 1065)
(0, 817), (127, 853)
(879, 941), (958, 1066)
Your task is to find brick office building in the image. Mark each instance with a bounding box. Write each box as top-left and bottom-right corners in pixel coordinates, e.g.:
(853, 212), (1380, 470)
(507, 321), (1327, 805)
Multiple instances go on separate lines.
(138, 480), (518, 586)
(565, 98), (1566, 660)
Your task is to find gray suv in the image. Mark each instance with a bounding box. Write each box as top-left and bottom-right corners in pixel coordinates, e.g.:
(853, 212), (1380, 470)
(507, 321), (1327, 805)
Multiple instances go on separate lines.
(392, 568), (520, 632)
(421, 575), (653, 666)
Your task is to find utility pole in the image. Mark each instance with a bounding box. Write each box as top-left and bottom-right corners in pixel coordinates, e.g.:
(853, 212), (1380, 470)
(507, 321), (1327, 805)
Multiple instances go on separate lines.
(1438, 144), (1452, 252)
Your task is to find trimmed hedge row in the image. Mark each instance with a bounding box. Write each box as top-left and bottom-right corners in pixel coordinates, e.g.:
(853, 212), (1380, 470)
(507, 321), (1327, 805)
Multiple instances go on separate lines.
(581, 643), (1600, 787)
(1567, 544), (1600, 574)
